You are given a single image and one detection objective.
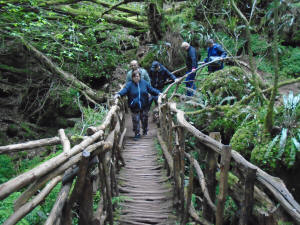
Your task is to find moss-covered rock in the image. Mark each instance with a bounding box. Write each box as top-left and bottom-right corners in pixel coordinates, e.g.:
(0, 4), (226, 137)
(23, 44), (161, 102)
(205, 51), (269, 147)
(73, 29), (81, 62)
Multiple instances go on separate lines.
(230, 122), (257, 160)
(201, 66), (250, 101)
(250, 137), (278, 171)
(140, 51), (156, 70)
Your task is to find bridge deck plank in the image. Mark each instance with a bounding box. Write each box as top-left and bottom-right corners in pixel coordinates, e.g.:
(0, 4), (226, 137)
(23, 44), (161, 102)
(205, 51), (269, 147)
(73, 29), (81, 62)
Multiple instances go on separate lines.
(116, 113), (177, 225)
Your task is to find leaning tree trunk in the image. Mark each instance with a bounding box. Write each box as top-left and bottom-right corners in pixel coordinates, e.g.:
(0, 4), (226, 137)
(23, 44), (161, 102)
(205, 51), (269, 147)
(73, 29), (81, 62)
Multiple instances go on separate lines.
(19, 37), (106, 104)
(264, 0), (279, 133)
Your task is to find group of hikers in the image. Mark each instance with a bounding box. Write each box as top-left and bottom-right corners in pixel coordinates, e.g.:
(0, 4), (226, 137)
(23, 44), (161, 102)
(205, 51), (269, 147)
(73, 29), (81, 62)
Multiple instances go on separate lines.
(114, 39), (227, 140)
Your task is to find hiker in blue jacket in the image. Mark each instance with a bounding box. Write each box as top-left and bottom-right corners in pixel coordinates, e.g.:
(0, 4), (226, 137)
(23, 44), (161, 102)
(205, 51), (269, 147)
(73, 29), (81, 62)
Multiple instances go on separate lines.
(181, 42), (198, 96)
(115, 70), (160, 140)
(149, 61), (178, 107)
(204, 39), (227, 73)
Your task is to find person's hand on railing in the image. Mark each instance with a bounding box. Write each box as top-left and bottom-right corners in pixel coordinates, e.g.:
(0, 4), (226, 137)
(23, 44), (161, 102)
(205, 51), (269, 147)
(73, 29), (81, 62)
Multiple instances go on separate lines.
(114, 94), (120, 99)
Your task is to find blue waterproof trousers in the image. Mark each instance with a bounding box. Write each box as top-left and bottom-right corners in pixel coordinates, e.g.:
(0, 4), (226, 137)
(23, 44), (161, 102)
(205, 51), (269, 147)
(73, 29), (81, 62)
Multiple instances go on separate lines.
(185, 70), (196, 96)
(131, 109), (148, 135)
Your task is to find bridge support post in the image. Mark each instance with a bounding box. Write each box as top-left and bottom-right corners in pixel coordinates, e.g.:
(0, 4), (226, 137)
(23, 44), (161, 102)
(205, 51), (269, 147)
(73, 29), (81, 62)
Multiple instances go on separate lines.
(216, 145), (231, 225)
(239, 166), (257, 225)
(79, 173), (93, 225)
(203, 132), (220, 222)
(177, 127), (185, 218)
(102, 152), (114, 225)
(182, 156), (194, 225)
(63, 150), (90, 225)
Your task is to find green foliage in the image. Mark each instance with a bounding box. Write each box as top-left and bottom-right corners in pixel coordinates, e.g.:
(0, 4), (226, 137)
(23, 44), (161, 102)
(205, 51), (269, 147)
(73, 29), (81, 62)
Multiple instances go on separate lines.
(0, 155), (15, 184)
(154, 139), (165, 164)
(0, 1), (128, 85)
(0, 182), (62, 224)
(57, 87), (79, 108)
(248, 92), (300, 171)
(20, 122), (36, 139)
(93, 190), (101, 211)
(250, 34), (271, 56)
(0, 192), (28, 224)
(112, 195), (130, 205)
(179, 22), (208, 47)
(224, 196), (238, 223)
(67, 104), (107, 136)
(280, 46), (300, 78)
(17, 148), (63, 173)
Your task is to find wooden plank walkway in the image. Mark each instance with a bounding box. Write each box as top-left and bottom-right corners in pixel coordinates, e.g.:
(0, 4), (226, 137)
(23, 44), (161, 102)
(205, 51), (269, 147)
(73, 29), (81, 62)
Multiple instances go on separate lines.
(116, 114), (177, 225)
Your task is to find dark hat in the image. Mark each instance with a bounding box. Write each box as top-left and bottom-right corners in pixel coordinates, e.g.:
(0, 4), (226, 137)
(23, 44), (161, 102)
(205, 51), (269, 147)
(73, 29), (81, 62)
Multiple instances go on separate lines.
(151, 61), (160, 71)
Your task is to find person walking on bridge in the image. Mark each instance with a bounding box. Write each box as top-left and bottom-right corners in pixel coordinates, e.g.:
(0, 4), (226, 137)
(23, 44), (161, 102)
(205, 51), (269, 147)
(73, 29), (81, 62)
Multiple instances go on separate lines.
(203, 39), (227, 73)
(149, 61), (178, 107)
(115, 70), (160, 140)
(126, 60), (150, 83)
(181, 42), (199, 96)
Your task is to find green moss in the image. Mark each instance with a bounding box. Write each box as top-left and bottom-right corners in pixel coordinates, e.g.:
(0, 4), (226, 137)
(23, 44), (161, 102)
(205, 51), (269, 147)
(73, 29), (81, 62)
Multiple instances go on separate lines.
(230, 122), (257, 159)
(201, 66), (250, 101)
(249, 131), (284, 172)
(140, 51), (156, 69)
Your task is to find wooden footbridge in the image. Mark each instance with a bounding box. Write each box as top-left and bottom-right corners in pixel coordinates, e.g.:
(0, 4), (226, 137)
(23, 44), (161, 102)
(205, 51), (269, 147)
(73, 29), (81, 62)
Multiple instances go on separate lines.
(1, 79), (300, 225)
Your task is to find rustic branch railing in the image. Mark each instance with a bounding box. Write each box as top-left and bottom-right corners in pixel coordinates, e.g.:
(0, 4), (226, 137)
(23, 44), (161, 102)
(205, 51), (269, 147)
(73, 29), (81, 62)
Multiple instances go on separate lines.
(157, 80), (300, 224)
(0, 97), (127, 225)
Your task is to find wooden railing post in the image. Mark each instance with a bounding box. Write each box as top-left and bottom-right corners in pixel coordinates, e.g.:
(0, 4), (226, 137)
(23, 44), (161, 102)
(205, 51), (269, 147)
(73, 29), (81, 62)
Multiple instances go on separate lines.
(239, 165), (257, 225)
(203, 132), (220, 222)
(216, 145), (232, 225)
(101, 152), (113, 225)
(78, 173), (93, 225)
(173, 127), (180, 206)
(63, 150), (90, 225)
(160, 105), (167, 138)
(44, 168), (72, 225)
(182, 156), (194, 225)
(178, 127), (185, 217)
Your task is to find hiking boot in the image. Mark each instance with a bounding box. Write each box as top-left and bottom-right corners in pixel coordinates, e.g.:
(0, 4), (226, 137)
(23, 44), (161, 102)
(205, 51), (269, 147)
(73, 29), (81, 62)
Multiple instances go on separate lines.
(143, 129), (148, 135)
(134, 133), (140, 141)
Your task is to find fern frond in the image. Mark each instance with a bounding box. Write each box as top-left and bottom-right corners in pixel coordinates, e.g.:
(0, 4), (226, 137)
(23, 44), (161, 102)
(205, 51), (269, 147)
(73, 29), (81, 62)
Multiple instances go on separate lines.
(276, 128), (288, 159)
(264, 135), (279, 159)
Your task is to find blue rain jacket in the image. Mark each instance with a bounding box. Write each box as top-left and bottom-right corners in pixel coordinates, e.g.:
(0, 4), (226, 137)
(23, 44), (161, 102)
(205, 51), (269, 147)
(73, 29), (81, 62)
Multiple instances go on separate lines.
(204, 43), (227, 72)
(149, 64), (176, 90)
(118, 79), (160, 111)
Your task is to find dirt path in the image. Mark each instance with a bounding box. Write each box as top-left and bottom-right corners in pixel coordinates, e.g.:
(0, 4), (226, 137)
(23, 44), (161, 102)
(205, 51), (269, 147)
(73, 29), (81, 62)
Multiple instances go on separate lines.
(116, 114), (177, 225)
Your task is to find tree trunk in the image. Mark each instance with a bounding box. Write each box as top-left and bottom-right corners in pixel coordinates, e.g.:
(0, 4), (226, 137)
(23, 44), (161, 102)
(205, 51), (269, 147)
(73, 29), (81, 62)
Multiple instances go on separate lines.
(147, 3), (163, 43)
(264, 0), (279, 133)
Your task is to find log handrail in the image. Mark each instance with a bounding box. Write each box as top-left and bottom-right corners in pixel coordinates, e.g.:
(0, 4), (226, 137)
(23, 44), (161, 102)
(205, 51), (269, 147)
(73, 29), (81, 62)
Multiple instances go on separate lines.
(157, 97), (300, 224)
(157, 65), (300, 223)
(0, 94), (127, 225)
